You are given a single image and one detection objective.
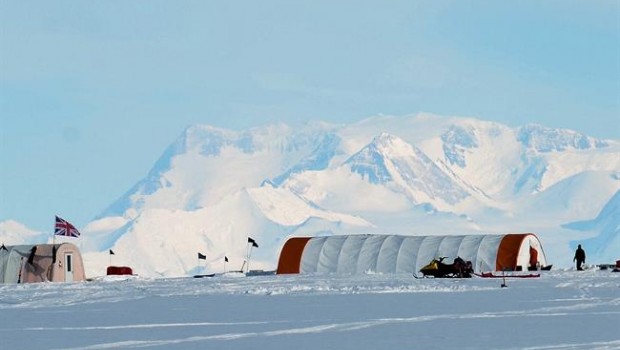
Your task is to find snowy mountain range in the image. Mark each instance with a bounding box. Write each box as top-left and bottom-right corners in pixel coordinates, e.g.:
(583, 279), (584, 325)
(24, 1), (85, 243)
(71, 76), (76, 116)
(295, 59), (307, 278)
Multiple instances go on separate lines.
(2, 113), (619, 277)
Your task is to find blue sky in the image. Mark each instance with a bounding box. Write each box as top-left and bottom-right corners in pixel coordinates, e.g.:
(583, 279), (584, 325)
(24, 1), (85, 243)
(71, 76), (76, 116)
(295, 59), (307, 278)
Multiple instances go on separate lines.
(1, 1), (619, 232)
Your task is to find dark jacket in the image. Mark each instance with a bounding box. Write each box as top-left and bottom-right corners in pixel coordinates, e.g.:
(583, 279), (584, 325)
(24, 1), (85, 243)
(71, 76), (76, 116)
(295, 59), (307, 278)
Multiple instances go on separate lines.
(574, 247), (586, 262)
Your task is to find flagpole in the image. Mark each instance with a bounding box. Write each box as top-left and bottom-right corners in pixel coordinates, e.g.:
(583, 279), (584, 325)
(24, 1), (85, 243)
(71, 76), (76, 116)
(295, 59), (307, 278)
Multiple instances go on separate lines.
(52, 215), (57, 246)
(243, 241), (249, 273)
(246, 243), (250, 267)
(0, 244), (7, 278)
(52, 216), (56, 265)
(247, 245), (253, 273)
(197, 252), (208, 274)
(50, 217), (58, 282)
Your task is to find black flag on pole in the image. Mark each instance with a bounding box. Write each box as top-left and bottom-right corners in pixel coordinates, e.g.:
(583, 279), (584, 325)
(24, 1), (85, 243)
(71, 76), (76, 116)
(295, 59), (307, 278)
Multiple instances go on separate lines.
(198, 252), (207, 260)
(224, 256), (229, 262)
(248, 237), (258, 248)
(109, 249), (115, 255)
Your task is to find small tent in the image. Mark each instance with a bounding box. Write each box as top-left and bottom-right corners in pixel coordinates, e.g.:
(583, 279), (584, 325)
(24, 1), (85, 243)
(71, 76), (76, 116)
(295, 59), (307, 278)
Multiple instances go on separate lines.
(276, 233), (548, 275)
(0, 243), (86, 283)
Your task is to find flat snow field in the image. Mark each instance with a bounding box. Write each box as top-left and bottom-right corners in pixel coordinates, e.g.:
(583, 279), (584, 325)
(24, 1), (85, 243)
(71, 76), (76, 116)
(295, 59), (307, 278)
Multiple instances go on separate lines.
(1, 270), (618, 350)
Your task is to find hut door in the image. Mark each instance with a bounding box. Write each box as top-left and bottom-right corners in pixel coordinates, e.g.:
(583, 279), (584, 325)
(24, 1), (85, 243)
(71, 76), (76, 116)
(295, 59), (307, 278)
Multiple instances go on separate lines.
(64, 253), (74, 282)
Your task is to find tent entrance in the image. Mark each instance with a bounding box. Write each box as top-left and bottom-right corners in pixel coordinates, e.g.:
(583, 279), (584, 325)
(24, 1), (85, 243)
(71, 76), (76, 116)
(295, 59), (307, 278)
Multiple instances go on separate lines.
(64, 253), (73, 282)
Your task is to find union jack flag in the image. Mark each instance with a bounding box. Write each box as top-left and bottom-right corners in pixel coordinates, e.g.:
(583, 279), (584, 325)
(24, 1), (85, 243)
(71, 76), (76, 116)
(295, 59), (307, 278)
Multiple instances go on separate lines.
(54, 216), (81, 237)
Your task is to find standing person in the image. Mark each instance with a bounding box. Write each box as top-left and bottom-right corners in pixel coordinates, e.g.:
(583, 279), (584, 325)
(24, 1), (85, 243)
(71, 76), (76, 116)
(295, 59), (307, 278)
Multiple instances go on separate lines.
(573, 244), (586, 271)
(529, 245), (539, 270)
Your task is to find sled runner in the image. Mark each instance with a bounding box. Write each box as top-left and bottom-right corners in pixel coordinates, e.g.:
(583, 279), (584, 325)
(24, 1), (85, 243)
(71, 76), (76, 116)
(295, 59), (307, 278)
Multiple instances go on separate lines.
(475, 272), (540, 278)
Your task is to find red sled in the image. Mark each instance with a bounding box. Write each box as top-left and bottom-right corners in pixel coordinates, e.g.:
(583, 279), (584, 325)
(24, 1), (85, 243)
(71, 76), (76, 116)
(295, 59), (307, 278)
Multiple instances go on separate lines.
(106, 266), (133, 276)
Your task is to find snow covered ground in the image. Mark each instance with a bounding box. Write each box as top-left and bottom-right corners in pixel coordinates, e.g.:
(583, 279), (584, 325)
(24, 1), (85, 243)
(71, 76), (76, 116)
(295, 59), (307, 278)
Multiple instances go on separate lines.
(1, 270), (619, 350)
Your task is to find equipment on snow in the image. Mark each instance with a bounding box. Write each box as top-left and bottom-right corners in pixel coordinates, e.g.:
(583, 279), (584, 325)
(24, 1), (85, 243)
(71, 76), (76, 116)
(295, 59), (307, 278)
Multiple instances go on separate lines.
(417, 256), (473, 278)
(475, 272), (540, 278)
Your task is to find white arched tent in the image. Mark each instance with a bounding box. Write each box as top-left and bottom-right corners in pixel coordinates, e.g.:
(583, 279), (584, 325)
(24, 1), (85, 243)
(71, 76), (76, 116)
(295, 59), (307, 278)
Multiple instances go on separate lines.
(276, 234), (548, 274)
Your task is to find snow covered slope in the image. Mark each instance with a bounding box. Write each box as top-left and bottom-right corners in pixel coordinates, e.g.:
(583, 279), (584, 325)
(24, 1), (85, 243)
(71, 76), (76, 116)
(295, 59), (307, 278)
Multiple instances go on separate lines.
(565, 189), (620, 263)
(2, 113), (618, 277)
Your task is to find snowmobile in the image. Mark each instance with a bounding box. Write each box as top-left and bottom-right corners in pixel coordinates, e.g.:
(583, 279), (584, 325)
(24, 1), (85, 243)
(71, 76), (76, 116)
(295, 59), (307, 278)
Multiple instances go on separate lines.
(417, 256), (474, 278)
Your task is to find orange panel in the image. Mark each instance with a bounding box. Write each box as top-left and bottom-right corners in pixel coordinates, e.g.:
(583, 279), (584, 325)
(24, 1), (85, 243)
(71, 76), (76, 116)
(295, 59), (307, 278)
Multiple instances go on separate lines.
(496, 234), (528, 271)
(276, 237), (312, 274)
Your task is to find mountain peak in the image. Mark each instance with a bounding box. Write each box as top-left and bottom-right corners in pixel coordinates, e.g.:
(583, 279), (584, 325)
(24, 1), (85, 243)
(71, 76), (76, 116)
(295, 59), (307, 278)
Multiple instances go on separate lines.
(343, 133), (470, 207)
(344, 133), (413, 184)
(372, 132), (417, 157)
(345, 152), (391, 184)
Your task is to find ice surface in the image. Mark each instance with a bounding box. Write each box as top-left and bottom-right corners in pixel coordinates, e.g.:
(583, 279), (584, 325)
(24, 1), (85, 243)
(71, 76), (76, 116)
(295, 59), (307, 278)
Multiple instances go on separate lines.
(0, 270), (618, 350)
